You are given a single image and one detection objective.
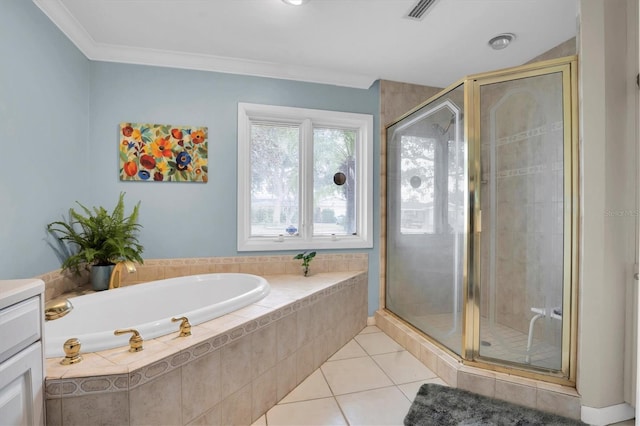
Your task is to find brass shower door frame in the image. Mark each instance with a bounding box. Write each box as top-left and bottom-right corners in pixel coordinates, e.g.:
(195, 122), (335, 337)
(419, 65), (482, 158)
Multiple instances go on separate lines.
(381, 56), (579, 385)
(464, 56), (579, 385)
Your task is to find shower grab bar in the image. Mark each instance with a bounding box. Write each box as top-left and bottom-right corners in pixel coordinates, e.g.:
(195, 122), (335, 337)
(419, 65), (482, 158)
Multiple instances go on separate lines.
(525, 307), (562, 363)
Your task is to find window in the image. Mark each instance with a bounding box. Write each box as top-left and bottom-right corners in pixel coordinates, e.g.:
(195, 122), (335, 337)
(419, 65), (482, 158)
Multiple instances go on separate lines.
(238, 103), (373, 251)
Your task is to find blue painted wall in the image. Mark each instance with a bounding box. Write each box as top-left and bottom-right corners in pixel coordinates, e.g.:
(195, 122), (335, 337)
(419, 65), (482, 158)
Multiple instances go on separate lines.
(0, 1), (381, 314)
(89, 62), (381, 314)
(0, 0), (90, 278)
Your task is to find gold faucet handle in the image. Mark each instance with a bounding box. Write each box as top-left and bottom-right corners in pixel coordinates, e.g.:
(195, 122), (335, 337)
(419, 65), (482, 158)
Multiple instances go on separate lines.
(60, 338), (83, 365)
(172, 316), (192, 337)
(114, 328), (144, 352)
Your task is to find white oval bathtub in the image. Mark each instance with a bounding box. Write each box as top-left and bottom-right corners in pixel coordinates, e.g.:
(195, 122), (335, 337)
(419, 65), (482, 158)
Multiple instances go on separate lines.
(45, 273), (270, 358)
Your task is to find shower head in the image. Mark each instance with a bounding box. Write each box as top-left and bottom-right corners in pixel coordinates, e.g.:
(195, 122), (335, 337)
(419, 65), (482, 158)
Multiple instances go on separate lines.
(434, 114), (458, 135)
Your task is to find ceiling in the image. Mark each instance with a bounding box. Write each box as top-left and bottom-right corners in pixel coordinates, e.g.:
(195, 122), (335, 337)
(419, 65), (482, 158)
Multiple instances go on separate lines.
(34, 0), (578, 89)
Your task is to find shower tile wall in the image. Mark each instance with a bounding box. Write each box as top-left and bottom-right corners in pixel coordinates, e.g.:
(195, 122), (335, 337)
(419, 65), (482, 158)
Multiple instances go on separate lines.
(479, 73), (564, 349)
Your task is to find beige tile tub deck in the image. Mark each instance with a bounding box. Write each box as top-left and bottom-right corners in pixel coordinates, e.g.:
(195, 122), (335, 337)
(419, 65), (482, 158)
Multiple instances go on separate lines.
(45, 271), (368, 425)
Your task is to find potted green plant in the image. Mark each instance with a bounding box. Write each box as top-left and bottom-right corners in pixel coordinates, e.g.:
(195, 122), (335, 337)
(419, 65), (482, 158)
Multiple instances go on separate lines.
(47, 192), (144, 290)
(293, 251), (316, 277)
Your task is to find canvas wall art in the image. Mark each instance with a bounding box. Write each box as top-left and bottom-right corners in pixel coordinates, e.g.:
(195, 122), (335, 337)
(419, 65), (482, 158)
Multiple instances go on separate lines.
(119, 122), (208, 183)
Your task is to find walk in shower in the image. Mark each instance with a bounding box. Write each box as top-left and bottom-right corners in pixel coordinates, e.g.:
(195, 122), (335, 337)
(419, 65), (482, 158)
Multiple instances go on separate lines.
(385, 56), (577, 382)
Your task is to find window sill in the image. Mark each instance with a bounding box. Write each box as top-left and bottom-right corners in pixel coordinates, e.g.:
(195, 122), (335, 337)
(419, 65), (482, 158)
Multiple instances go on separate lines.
(237, 235), (373, 252)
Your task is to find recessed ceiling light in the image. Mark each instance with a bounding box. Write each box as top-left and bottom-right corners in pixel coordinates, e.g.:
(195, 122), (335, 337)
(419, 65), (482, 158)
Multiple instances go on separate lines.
(488, 33), (516, 50)
(282, 0), (309, 5)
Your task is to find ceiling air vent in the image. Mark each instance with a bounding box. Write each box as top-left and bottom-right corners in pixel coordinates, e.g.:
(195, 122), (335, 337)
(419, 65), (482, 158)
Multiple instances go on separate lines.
(406, 0), (439, 20)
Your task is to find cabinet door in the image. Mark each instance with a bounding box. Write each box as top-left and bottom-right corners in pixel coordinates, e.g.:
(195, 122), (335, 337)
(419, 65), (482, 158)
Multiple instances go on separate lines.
(0, 342), (43, 426)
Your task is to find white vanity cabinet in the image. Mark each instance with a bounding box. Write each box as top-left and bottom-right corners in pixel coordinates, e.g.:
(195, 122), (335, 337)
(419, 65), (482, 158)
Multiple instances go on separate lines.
(0, 279), (45, 426)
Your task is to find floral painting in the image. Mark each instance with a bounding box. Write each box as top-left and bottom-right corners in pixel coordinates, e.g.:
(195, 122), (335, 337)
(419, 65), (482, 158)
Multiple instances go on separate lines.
(119, 122), (208, 183)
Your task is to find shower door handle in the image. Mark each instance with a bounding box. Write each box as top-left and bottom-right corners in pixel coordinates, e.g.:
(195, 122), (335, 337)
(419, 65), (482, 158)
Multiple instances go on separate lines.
(475, 210), (482, 233)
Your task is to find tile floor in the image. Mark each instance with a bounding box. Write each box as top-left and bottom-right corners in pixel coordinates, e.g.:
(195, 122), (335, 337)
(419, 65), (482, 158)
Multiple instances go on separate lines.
(251, 325), (447, 426)
(250, 325), (636, 426)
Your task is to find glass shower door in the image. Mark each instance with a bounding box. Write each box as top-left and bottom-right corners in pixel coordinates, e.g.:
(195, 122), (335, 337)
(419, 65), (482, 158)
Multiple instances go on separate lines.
(386, 84), (467, 355)
(475, 69), (570, 372)
(384, 57), (577, 381)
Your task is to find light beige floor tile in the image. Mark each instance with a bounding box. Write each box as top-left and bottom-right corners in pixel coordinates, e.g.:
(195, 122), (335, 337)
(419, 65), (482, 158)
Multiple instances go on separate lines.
(372, 350), (438, 384)
(250, 415), (266, 426)
(397, 378), (448, 401)
(321, 356), (393, 395)
(354, 332), (404, 355)
(359, 325), (381, 334)
(279, 369), (332, 404)
(328, 339), (368, 361)
(267, 398), (347, 426)
(336, 386), (411, 426)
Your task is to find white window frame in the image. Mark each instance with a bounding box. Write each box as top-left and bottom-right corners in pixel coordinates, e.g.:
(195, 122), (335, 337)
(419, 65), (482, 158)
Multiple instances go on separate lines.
(238, 102), (373, 251)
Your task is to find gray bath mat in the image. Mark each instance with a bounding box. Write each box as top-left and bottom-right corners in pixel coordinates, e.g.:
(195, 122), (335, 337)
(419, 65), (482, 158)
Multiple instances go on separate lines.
(404, 383), (586, 426)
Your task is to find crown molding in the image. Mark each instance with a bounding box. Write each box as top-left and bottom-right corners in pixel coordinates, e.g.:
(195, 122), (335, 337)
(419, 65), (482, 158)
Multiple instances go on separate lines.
(33, 0), (377, 89)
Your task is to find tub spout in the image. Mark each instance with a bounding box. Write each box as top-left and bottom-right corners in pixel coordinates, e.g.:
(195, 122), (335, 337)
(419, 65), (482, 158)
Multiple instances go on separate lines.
(108, 260), (136, 289)
(45, 298), (73, 321)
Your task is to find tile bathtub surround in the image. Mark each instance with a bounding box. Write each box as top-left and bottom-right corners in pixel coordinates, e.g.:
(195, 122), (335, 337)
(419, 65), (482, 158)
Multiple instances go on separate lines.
(39, 253), (368, 302)
(45, 271), (368, 426)
(374, 310), (582, 420)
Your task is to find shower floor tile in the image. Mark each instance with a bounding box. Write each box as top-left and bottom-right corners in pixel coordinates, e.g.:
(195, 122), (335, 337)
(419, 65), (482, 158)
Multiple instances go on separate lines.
(410, 313), (562, 370)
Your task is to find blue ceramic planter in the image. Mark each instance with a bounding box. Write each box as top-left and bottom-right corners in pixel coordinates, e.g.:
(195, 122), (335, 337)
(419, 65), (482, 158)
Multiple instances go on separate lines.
(90, 264), (114, 291)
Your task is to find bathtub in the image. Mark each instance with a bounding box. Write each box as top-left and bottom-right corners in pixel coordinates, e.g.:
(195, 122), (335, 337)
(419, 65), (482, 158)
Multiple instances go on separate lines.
(45, 273), (270, 358)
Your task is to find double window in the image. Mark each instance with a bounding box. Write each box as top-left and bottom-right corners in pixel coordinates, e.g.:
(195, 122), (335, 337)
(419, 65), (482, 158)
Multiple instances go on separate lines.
(237, 103), (373, 251)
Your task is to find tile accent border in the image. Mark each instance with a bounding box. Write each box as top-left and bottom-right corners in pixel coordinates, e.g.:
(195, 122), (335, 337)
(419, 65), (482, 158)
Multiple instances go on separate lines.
(491, 121), (563, 147)
(45, 374), (129, 398)
(374, 310), (582, 420)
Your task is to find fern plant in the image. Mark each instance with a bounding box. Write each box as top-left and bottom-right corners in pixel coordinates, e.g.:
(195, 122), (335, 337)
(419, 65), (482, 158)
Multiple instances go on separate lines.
(47, 192), (144, 273)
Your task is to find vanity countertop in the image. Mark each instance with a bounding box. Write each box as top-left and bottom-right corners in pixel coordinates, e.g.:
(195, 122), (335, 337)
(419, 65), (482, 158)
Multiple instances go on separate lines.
(0, 279), (45, 309)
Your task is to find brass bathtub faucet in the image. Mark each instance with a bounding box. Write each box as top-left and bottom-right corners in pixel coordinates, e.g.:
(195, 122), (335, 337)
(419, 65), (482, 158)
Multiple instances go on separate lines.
(172, 316), (192, 337)
(114, 328), (143, 352)
(108, 260), (137, 289)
